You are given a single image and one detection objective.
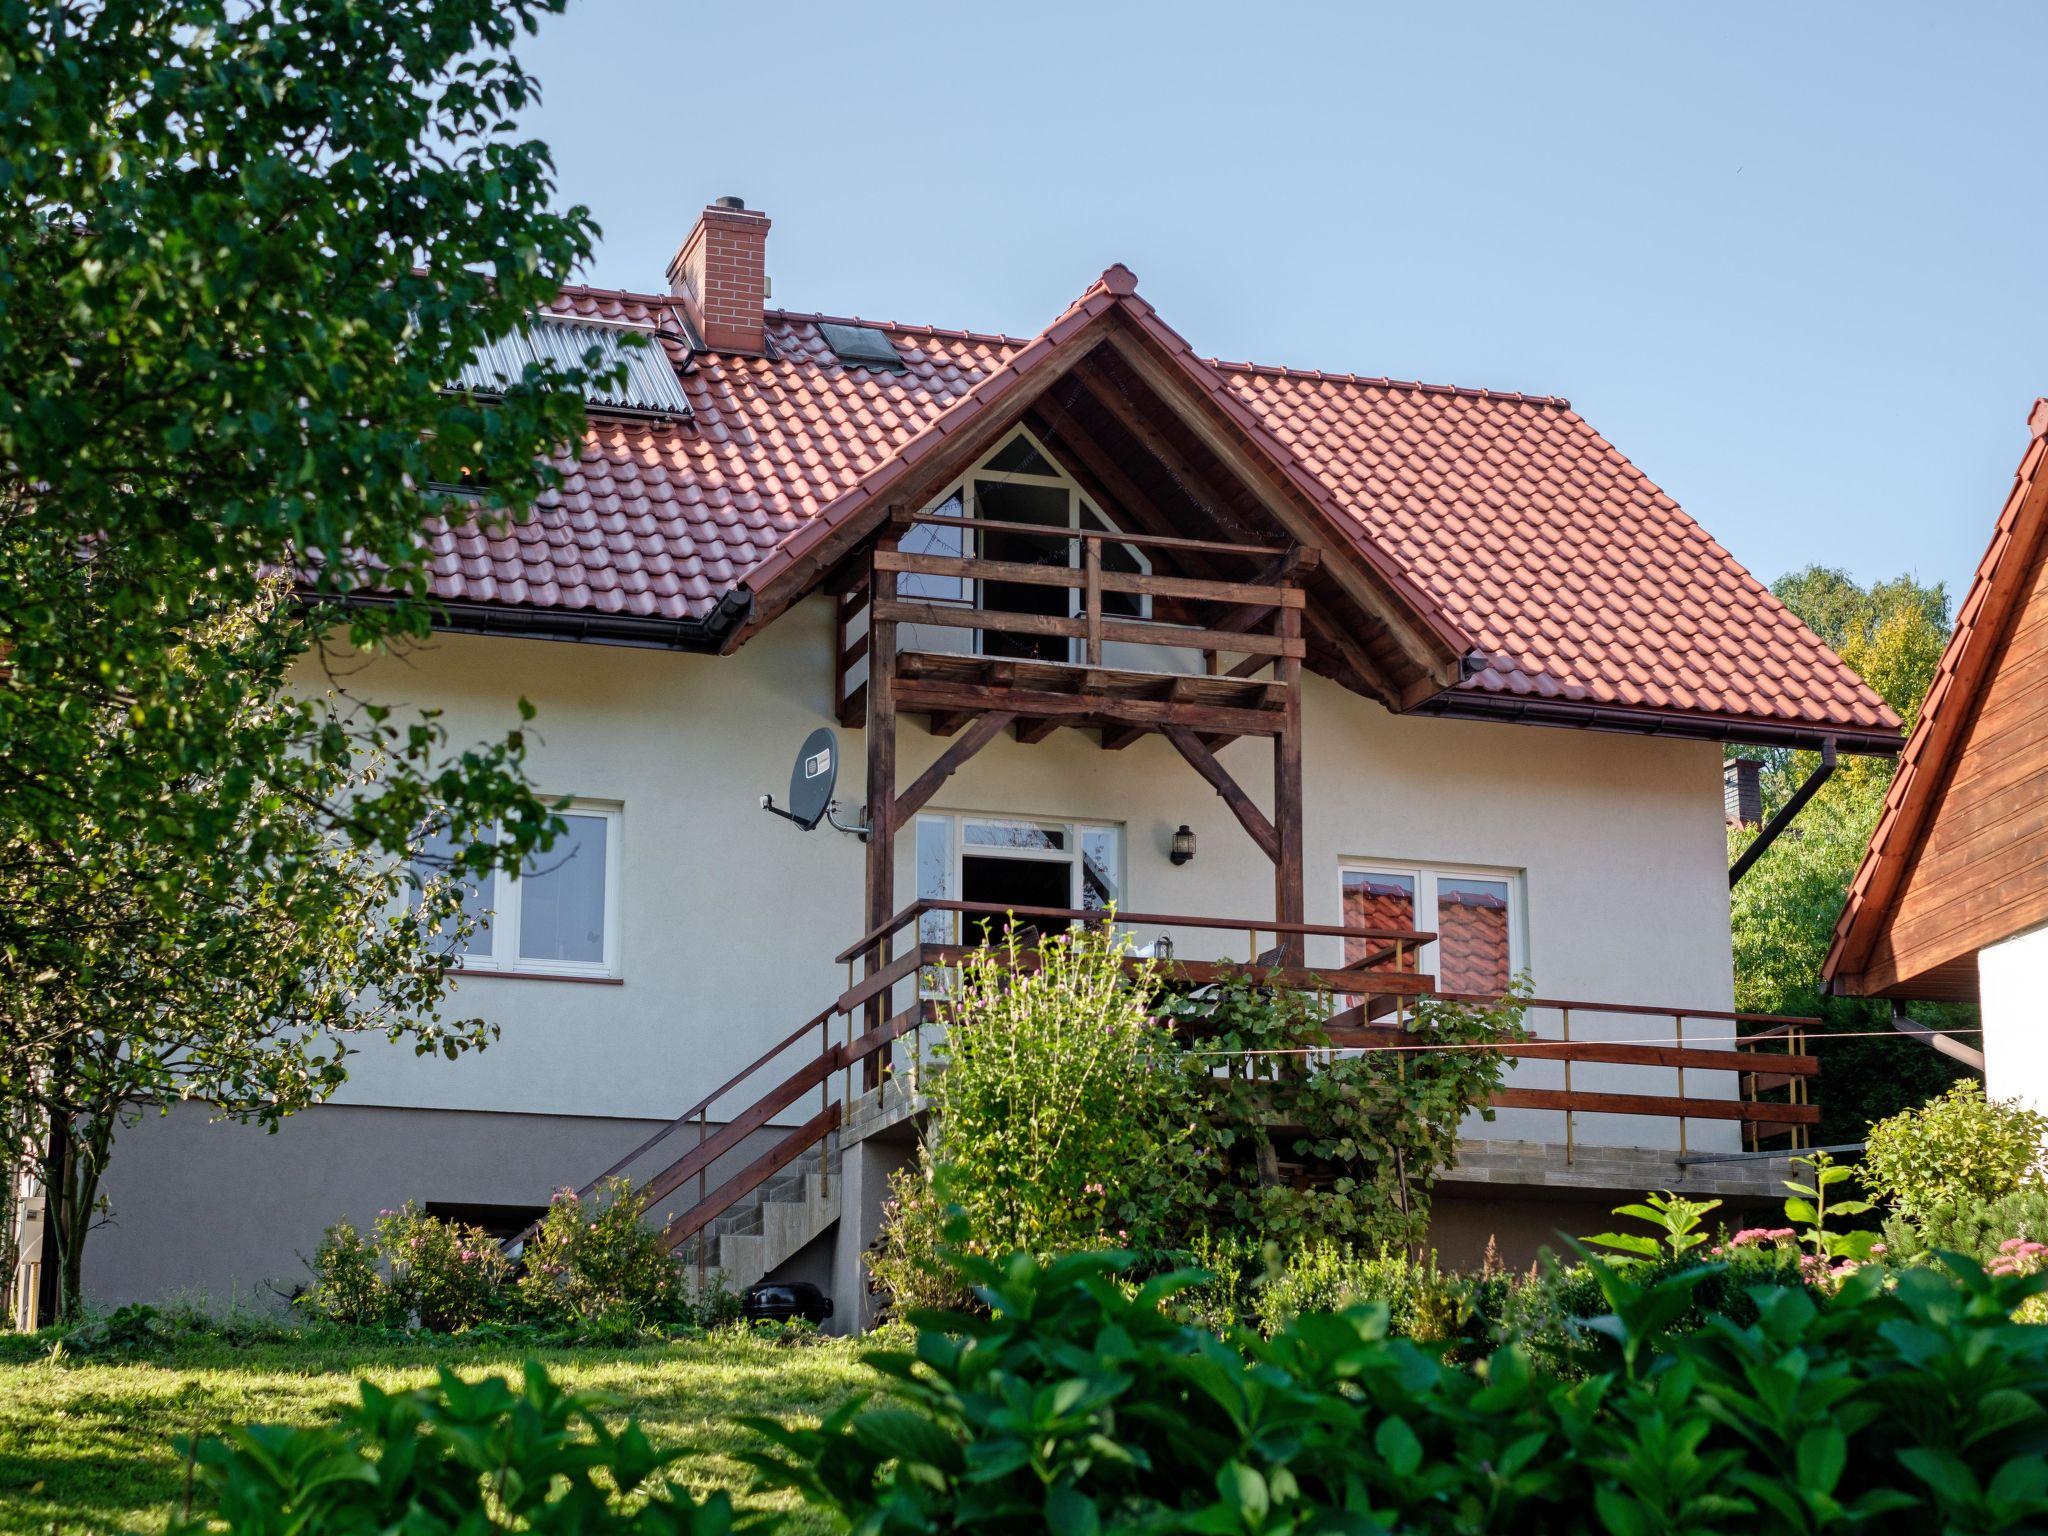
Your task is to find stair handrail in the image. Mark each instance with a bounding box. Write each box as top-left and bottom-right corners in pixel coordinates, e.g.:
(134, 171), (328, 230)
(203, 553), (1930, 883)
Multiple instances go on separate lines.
(502, 1001), (839, 1256)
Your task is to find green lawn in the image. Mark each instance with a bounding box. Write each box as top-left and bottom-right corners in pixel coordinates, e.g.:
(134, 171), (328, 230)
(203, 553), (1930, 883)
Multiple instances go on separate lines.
(0, 1331), (876, 1534)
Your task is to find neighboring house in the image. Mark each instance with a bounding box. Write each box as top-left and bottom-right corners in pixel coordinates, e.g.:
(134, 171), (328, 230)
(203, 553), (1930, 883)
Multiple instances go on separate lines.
(1826, 400), (2048, 1107)
(63, 199), (1900, 1325)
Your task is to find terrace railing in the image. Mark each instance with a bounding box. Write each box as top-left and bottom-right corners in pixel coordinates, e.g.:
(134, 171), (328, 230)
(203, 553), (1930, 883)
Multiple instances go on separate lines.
(521, 903), (1819, 1267)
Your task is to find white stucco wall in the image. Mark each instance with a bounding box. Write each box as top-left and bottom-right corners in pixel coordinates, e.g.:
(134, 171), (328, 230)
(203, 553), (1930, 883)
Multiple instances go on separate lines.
(324, 594), (1740, 1152)
(1982, 924), (2048, 1115)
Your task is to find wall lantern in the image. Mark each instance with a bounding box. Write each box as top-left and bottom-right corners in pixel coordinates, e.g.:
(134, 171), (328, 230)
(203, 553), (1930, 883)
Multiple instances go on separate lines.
(1170, 825), (1197, 866)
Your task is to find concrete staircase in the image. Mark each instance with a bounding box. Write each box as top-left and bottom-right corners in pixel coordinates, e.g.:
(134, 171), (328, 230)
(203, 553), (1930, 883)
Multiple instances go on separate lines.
(678, 1138), (841, 1290)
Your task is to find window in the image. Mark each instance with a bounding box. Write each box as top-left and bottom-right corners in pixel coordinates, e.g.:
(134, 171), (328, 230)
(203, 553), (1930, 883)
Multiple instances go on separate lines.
(915, 812), (1122, 946)
(897, 430), (1151, 662)
(817, 321), (908, 374)
(1340, 862), (1520, 995)
(415, 804), (623, 978)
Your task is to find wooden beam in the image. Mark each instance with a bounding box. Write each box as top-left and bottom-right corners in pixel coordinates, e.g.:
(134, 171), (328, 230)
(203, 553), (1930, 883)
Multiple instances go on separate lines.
(837, 680), (866, 731)
(1273, 603), (1306, 963)
(893, 711), (1018, 824)
(1488, 1087), (1820, 1127)
(897, 678), (1284, 737)
(872, 597), (1306, 658)
(1016, 719), (1061, 745)
(873, 550), (1305, 608)
(1100, 726), (1146, 751)
(863, 541), (900, 1091)
(1164, 726), (1279, 861)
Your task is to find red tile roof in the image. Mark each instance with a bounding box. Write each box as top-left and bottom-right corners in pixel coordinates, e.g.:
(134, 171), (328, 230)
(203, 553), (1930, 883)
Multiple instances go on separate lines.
(426, 272), (1896, 745)
(1824, 399), (2048, 993)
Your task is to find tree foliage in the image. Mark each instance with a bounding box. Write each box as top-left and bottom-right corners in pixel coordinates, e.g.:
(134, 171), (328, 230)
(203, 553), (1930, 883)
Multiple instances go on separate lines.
(1731, 566), (1970, 1138)
(0, 0), (607, 1310)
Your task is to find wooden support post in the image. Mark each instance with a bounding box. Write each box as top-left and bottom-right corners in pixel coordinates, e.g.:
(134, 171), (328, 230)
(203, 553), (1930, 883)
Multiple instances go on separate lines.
(893, 710), (1018, 825)
(863, 546), (900, 1092)
(1163, 727), (1279, 861)
(1273, 603), (1305, 964)
(1084, 537), (1103, 666)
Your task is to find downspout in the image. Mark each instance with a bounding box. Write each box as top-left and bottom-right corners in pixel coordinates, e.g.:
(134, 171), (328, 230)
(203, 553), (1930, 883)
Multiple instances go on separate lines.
(1888, 1004), (1985, 1071)
(1729, 737), (1838, 887)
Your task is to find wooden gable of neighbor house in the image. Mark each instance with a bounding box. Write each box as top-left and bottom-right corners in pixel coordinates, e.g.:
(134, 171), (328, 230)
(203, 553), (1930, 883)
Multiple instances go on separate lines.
(1829, 401), (2048, 1001)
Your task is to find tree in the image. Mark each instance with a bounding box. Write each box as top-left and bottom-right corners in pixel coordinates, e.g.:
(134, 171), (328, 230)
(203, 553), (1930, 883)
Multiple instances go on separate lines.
(12, 587), (504, 1316)
(1730, 566), (1969, 1139)
(0, 0), (610, 1311)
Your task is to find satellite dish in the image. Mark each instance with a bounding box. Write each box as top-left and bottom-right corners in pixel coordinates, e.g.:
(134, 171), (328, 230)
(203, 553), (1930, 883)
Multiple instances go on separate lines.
(760, 726), (839, 832)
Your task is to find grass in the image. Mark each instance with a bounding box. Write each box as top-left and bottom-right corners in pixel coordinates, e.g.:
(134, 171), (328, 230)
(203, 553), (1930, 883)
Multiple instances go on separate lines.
(0, 1327), (877, 1534)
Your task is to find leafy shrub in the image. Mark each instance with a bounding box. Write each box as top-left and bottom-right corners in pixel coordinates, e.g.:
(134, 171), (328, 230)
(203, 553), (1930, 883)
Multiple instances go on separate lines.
(1177, 1233), (1499, 1351)
(175, 1360), (737, 1535)
(515, 1178), (687, 1329)
(374, 1205), (510, 1333)
(746, 1245), (2048, 1534)
(871, 923), (1524, 1309)
(867, 1167), (977, 1320)
(1863, 1079), (2048, 1221)
(303, 1219), (397, 1328)
(1884, 1186), (2048, 1266)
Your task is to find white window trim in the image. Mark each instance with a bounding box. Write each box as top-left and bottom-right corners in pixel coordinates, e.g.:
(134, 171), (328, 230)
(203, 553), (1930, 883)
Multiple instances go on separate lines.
(917, 811), (1125, 935)
(455, 801), (624, 980)
(1335, 858), (1526, 990)
(904, 427), (1154, 661)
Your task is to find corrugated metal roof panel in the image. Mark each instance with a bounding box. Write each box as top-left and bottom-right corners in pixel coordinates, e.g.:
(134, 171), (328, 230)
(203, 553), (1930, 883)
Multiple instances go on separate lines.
(455, 315), (692, 418)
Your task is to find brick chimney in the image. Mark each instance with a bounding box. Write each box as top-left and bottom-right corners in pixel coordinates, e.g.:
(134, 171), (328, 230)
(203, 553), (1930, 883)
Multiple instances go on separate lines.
(667, 196), (771, 355)
(1724, 757), (1764, 828)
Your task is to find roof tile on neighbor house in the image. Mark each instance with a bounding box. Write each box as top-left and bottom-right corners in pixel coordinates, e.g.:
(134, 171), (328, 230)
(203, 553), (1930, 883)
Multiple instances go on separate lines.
(424, 277), (1896, 740)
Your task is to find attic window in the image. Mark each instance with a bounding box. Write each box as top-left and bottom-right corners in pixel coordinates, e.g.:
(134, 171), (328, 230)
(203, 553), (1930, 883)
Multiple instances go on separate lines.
(818, 322), (906, 374)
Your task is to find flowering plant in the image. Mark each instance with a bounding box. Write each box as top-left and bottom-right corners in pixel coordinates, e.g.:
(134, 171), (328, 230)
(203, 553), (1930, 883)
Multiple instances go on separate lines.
(374, 1203), (509, 1332)
(514, 1177), (686, 1329)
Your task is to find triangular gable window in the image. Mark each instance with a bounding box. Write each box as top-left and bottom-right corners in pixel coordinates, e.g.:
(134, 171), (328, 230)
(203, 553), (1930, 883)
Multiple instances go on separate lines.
(897, 429), (1151, 664)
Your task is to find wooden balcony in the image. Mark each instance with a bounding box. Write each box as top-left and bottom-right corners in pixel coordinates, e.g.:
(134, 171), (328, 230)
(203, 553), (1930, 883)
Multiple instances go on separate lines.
(839, 523), (1312, 743)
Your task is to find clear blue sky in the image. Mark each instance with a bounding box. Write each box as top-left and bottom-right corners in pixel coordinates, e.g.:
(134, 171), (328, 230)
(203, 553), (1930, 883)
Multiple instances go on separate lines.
(520, 1), (2046, 606)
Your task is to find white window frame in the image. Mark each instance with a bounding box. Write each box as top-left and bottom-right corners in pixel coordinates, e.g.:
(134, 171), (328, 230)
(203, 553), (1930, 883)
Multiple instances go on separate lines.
(1336, 859), (1526, 992)
(915, 811), (1125, 943)
(901, 427), (1153, 661)
(445, 801), (624, 980)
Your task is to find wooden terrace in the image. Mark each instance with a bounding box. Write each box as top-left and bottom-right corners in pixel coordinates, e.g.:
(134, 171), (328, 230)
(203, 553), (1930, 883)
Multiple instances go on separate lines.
(515, 901), (1821, 1266)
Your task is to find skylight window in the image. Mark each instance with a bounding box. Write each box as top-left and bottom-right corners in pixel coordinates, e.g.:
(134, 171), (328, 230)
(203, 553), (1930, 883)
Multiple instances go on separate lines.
(818, 321), (907, 374)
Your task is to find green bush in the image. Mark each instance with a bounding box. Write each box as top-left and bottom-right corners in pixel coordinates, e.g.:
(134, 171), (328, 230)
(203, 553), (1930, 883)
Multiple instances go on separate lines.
(871, 923), (1524, 1310)
(1863, 1080), (2048, 1222)
(374, 1204), (510, 1333)
(1886, 1187), (2048, 1267)
(303, 1219), (398, 1328)
(745, 1245), (2048, 1534)
(175, 1360), (737, 1535)
(515, 1177), (688, 1330)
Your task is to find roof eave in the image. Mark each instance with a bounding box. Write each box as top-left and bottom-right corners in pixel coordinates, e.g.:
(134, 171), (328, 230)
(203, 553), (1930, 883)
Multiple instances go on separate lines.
(1413, 688), (1905, 755)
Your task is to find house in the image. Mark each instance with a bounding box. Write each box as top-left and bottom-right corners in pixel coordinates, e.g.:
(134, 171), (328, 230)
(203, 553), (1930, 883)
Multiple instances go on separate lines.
(1825, 399), (2048, 1106)
(62, 199), (1900, 1326)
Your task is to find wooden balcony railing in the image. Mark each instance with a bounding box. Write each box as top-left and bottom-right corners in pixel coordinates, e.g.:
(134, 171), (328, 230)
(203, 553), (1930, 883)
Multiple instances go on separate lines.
(871, 527), (1310, 674)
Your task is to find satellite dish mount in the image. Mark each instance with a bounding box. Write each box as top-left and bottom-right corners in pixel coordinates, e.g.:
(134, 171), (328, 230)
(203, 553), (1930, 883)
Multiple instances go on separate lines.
(760, 726), (868, 840)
